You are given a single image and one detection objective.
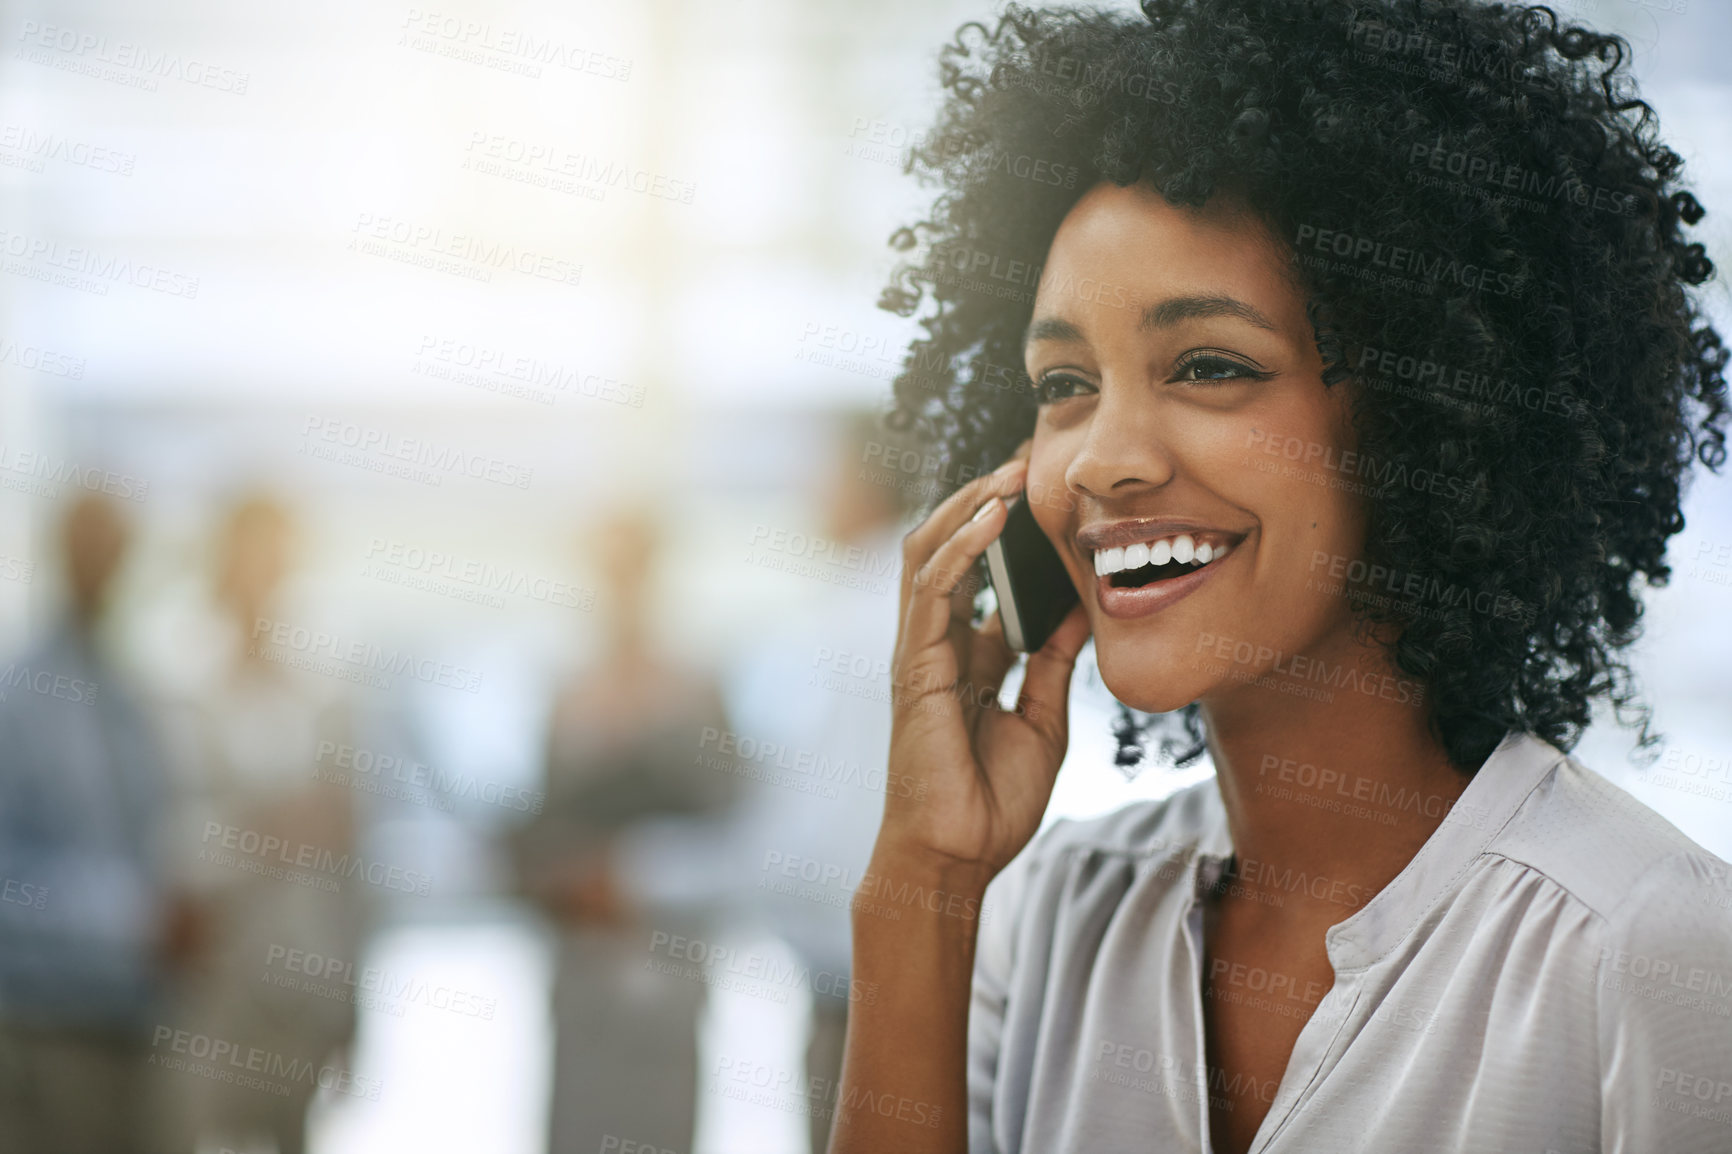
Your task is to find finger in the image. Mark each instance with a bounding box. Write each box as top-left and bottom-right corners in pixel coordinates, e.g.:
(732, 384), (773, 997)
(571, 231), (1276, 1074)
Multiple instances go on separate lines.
(964, 611), (1017, 733)
(969, 605), (1014, 681)
(903, 495), (1007, 658)
(944, 570), (981, 689)
(948, 553), (985, 624)
(943, 559), (994, 712)
(898, 458), (1028, 612)
(943, 546), (989, 657)
(1014, 604), (1092, 742)
(891, 499), (1000, 718)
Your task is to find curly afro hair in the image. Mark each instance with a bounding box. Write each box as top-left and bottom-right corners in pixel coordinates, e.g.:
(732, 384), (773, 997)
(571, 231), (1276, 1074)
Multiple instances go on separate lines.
(879, 0), (1728, 775)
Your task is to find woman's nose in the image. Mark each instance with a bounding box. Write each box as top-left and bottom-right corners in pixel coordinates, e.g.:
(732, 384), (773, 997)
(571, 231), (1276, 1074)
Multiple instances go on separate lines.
(1063, 385), (1176, 499)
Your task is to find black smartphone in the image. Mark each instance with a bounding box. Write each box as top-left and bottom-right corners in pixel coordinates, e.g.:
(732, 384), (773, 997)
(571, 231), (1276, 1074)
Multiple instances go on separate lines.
(983, 495), (1080, 652)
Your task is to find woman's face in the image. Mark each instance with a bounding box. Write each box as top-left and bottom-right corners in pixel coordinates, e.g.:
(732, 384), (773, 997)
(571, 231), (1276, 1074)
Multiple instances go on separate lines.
(1022, 180), (1366, 713)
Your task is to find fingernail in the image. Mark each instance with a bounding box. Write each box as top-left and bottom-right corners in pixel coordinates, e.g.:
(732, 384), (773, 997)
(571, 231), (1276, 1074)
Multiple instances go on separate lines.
(972, 497), (1001, 523)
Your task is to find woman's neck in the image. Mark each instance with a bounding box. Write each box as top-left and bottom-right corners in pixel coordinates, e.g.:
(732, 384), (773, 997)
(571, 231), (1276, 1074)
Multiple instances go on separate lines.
(1198, 637), (1472, 928)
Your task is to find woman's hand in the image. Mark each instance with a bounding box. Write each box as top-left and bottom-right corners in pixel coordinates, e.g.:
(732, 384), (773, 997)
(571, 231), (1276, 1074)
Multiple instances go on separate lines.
(878, 450), (1091, 881)
(833, 449), (1087, 1154)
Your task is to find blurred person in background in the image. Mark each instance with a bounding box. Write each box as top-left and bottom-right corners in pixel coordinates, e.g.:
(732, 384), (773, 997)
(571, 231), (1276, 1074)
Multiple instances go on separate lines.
(0, 493), (184, 1154)
(510, 507), (736, 1154)
(155, 495), (368, 1154)
(720, 410), (912, 1153)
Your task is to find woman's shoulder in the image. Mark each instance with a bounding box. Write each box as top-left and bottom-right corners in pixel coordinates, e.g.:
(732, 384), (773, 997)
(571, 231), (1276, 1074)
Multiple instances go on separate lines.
(1490, 743), (1732, 934)
(1492, 748), (1732, 1114)
(1476, 742), (1732, 1042)
(973, 779), (1224, 1006)
(980, 777), (1225, 925)
(1034, 776), (1226, 863)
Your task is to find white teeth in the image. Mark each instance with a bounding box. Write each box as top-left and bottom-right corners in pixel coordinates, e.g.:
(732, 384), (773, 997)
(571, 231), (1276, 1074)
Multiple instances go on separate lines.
(1093, 533), (1231, 576)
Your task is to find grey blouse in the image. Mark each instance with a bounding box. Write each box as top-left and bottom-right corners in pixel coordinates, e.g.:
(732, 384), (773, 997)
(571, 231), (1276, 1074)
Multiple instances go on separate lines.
(968, 732), (1732, 1153)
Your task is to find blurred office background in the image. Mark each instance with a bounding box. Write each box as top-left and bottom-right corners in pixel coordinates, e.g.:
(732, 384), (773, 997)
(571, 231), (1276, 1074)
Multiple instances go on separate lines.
(0, 0), (1726, 1151)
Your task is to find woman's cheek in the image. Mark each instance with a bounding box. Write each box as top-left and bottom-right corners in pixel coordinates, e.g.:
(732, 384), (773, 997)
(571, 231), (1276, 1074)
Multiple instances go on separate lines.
(1025, 436), (1076, 534)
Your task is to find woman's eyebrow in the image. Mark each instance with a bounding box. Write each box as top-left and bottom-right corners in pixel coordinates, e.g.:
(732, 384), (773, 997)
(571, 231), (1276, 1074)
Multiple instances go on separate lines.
(1140, 294), (1276, 332)
(1024, 293), (1277, 352)
(1024, 317), (1085, 348)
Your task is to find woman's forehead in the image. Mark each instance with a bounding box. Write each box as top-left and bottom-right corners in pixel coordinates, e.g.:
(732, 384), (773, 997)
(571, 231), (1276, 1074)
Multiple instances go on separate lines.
(1029, 183), (1303, 339)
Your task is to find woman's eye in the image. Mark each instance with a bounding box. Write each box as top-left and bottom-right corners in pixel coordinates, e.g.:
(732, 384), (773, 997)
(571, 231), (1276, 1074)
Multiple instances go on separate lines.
(1173, 354), (1270, 383)
(1032, 373), (1093, 405)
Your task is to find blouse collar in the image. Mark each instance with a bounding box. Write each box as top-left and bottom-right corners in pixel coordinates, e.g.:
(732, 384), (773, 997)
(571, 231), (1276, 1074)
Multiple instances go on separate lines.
(1183, 731), (1567, 970)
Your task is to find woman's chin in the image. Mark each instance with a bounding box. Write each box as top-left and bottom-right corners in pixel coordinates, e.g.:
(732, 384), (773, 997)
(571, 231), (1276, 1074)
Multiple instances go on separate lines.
(1095, 655), (1206, 716)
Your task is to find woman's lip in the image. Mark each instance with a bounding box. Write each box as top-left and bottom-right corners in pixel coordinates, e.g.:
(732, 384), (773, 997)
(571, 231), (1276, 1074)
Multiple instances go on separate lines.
(1094, 551), (1230, 620)
(1077, 519), (1247, 553)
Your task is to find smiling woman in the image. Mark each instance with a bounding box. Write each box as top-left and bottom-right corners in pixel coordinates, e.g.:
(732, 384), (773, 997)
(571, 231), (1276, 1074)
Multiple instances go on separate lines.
(830, 2), (1732, 1154)
(1018, 186), (1370, 729)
